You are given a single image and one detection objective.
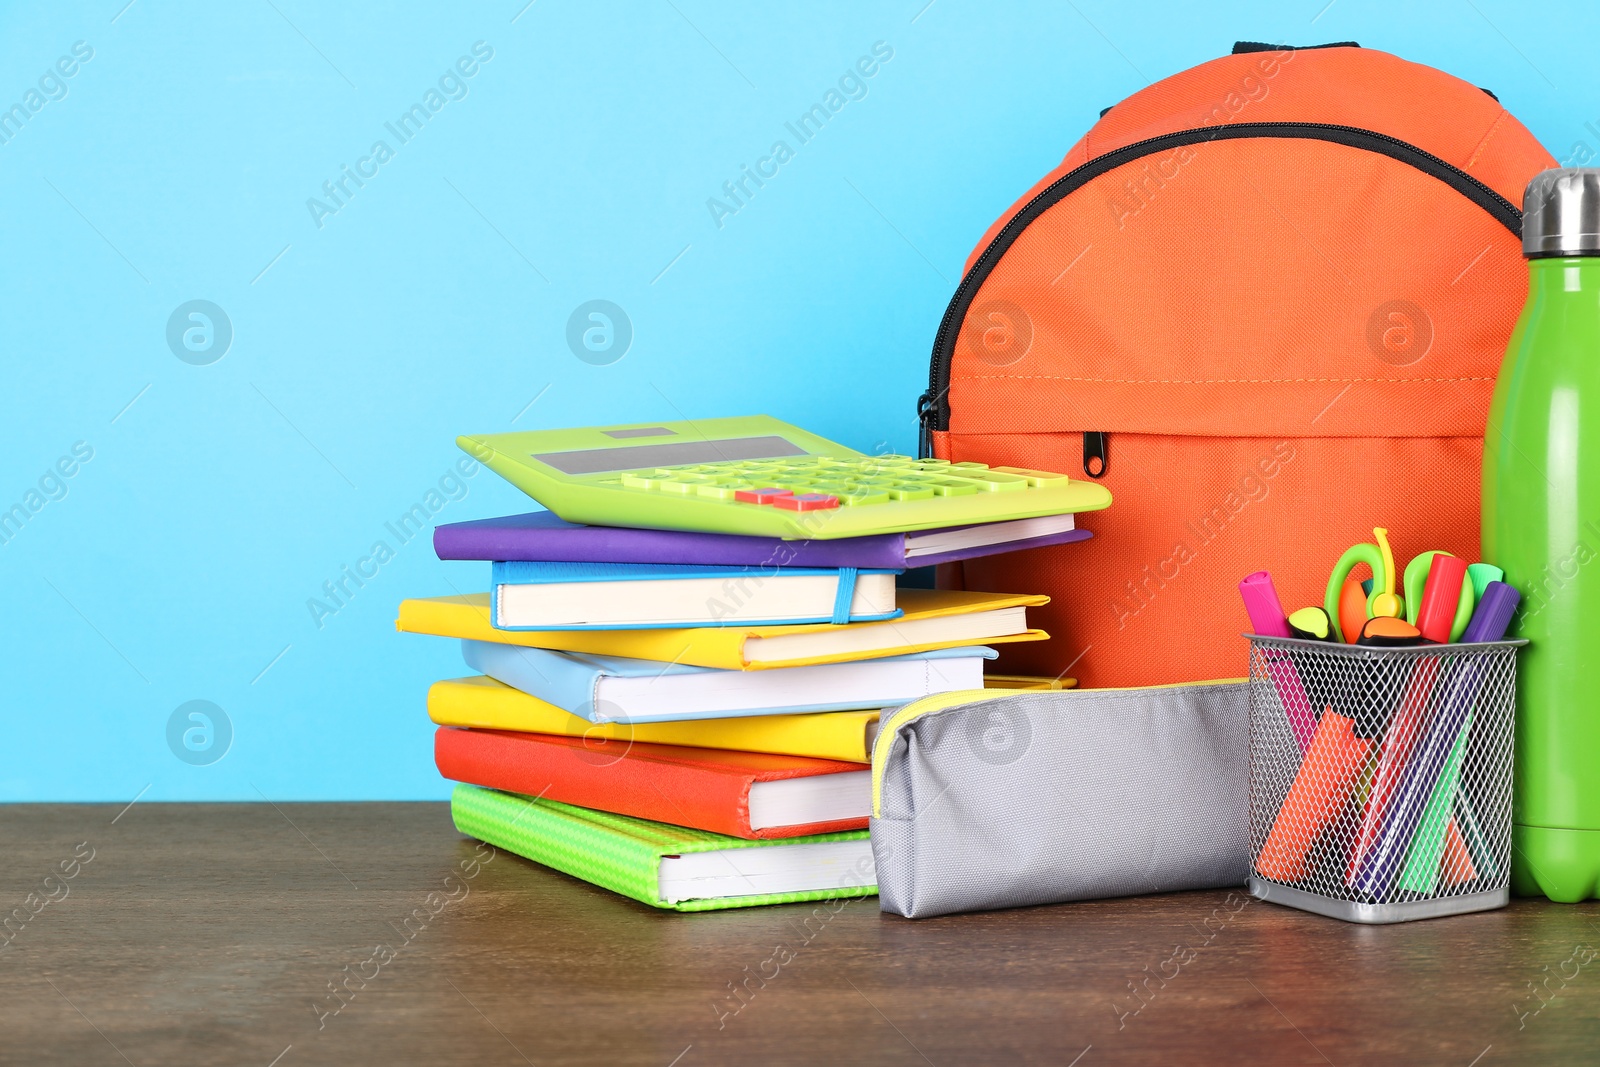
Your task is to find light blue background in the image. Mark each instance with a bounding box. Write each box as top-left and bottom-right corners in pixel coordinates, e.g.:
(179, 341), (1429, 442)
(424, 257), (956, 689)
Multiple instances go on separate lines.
(1, 1), (1590, 800)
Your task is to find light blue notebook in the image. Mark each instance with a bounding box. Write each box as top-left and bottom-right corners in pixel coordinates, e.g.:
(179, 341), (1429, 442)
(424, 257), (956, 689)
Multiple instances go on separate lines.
(460, 639), (999, 724)
(488, 560), (902, 631)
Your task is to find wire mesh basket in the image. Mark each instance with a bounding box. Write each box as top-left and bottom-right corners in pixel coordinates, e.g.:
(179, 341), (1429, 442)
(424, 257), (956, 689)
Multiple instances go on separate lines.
(1246, 634), (1524, 923)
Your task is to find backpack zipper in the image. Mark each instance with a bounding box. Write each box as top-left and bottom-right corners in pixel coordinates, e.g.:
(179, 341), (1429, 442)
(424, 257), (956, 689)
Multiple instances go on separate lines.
(919, 120), (1525, 445)
(1082, 430), (1109, 478)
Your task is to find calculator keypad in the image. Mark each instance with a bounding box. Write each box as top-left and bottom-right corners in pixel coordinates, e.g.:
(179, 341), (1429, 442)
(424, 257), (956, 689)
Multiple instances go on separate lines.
(603, 456), (1071, 511)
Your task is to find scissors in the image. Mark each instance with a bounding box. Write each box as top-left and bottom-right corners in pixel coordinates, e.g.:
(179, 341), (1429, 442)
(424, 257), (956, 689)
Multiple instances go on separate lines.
(1324, 527), (1405, 642)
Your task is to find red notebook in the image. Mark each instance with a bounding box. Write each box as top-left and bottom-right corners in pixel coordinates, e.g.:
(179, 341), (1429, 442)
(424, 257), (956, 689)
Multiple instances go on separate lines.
(433, 727), (871, 840)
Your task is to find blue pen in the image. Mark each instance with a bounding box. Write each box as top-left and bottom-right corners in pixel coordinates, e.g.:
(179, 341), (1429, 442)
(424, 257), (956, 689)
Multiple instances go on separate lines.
(1350, 582), (1519, 899)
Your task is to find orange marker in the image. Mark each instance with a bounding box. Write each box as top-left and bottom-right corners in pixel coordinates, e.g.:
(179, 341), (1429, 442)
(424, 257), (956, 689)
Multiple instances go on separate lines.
(1439, 818), (1478, 886)
(1256, 710), (1373, 883)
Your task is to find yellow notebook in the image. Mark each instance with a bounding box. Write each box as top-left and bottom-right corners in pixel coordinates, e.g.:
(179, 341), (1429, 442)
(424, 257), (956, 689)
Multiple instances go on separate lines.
(396, 587), (1049, 670)
(430, 676), (882, 763)
(984, 674), (1078, 691)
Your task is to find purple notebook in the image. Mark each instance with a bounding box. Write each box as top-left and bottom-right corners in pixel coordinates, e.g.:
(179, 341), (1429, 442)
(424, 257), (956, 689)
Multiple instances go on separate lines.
(433, 510), (1091, 569)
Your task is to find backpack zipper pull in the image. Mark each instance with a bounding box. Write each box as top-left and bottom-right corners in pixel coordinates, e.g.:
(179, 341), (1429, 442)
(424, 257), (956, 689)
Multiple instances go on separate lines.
(1083, 431), (1109, 478)
(916, 390), (936, 458)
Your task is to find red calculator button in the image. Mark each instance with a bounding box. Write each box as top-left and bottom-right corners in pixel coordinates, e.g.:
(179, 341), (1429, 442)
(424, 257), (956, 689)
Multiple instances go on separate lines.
(734, 487), (793, 505)
(774, 493), (840, 512)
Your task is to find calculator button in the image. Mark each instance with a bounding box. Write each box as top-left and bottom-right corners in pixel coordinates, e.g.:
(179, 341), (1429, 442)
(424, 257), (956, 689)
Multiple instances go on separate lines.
(838, 490), (890, 506)
(953, 461), (990, 470)
(929, 479), (980, 497)
(657, 477), (708, 494)
(945, 470), (1030, 492)
(885, 484), (936, 501)
(773, 493), (839, 512)
(695, 483), (740, 500)
(992, 466), (1072, 487)
(620, 472), (664, 489)
(734, 488), (793, 505)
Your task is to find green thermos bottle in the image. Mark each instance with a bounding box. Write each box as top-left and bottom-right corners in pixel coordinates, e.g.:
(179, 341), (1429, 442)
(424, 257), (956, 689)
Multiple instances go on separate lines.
(1485, 168), (1600, 901)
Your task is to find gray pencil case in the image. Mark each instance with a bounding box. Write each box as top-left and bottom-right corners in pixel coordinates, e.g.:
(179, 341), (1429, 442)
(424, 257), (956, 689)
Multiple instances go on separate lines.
(869, 683), (1251, 918)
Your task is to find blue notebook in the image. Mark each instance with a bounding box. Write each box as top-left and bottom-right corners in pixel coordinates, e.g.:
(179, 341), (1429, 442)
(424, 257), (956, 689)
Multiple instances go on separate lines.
(460, 639), (998, 723)
(489, 560), (902, 631)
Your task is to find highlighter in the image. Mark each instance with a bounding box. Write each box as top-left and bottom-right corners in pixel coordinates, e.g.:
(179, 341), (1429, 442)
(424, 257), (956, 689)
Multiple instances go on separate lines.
(1358, 617), (1422, 647)
(1467, 562), (1504, 601)
(1453, 793), (1497, 880)
(1415, 553), (1471, 644)
(1239, 571), (1292, 637)
(1404, 551), (1475, 640)
(1287, 606), (1341, 731)
(1255, 709), (1372, 884)
(1288, 606), (1334, 641)
(1438, 816), (1478, 887)
(1403, 551), (1443, 624)
(1462, 582), (1520, 644)
(1338, 579), (1369, 643)
(1240, 571), (1317, 752)
(1396, 713), (1475, 893)
(1345, 649), (1439, 885)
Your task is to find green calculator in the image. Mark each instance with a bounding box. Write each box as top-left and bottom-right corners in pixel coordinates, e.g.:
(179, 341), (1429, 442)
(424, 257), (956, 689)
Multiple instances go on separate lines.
(458, 416), (1111, 540)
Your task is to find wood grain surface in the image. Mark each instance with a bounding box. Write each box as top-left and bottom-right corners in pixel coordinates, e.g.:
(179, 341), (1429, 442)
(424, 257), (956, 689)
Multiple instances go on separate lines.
(2, 802), (1597, 1066)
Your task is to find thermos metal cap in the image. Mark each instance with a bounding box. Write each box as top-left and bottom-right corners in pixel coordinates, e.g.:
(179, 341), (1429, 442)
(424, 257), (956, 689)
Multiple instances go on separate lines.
(1523, 168), (1600, 257)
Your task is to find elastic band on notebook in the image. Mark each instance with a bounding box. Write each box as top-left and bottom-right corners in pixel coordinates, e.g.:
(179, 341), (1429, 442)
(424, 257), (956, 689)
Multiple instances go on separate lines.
(831, 567), (858, 625)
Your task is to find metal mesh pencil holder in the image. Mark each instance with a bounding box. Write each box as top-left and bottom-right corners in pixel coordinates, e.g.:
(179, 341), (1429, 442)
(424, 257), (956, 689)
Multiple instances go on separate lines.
(1245, 634), (1523, 923)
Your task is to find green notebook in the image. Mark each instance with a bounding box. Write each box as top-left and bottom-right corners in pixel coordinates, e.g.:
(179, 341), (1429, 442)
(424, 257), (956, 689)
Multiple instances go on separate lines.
(451, 784), (876, 912)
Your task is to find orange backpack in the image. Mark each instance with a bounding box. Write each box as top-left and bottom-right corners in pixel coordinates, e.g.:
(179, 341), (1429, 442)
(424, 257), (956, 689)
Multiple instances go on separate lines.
(922, 42), (1554, 689)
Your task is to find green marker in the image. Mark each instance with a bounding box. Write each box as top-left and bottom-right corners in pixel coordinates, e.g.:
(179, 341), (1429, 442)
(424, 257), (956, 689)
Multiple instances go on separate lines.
(1397, 712), (1473, 893)
(1467, 562), (1504, 601)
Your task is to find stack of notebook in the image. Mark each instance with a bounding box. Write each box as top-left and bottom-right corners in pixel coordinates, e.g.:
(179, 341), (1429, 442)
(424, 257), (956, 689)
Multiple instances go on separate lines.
(399, 508), (1089, 911)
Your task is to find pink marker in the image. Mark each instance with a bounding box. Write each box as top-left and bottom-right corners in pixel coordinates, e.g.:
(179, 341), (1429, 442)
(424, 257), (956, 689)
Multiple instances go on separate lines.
(1239, 571), (1292, 637)
(1240, 570), (1316, 754)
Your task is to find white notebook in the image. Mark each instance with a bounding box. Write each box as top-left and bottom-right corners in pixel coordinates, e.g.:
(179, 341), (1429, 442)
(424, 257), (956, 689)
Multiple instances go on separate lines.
(461, 638), (997, 723)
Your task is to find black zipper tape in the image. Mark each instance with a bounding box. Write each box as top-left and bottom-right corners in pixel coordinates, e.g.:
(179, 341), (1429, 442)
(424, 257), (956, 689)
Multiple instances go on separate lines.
(920, 121), (1525, 438)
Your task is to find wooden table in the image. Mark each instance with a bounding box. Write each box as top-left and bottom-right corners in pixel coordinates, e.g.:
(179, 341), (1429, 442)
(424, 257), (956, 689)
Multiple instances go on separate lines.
(3, 803), (1598, 1066)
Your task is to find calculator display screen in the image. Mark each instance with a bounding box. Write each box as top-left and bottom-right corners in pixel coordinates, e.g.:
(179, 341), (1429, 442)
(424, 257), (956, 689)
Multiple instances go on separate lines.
(532, 436), (808, 475)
